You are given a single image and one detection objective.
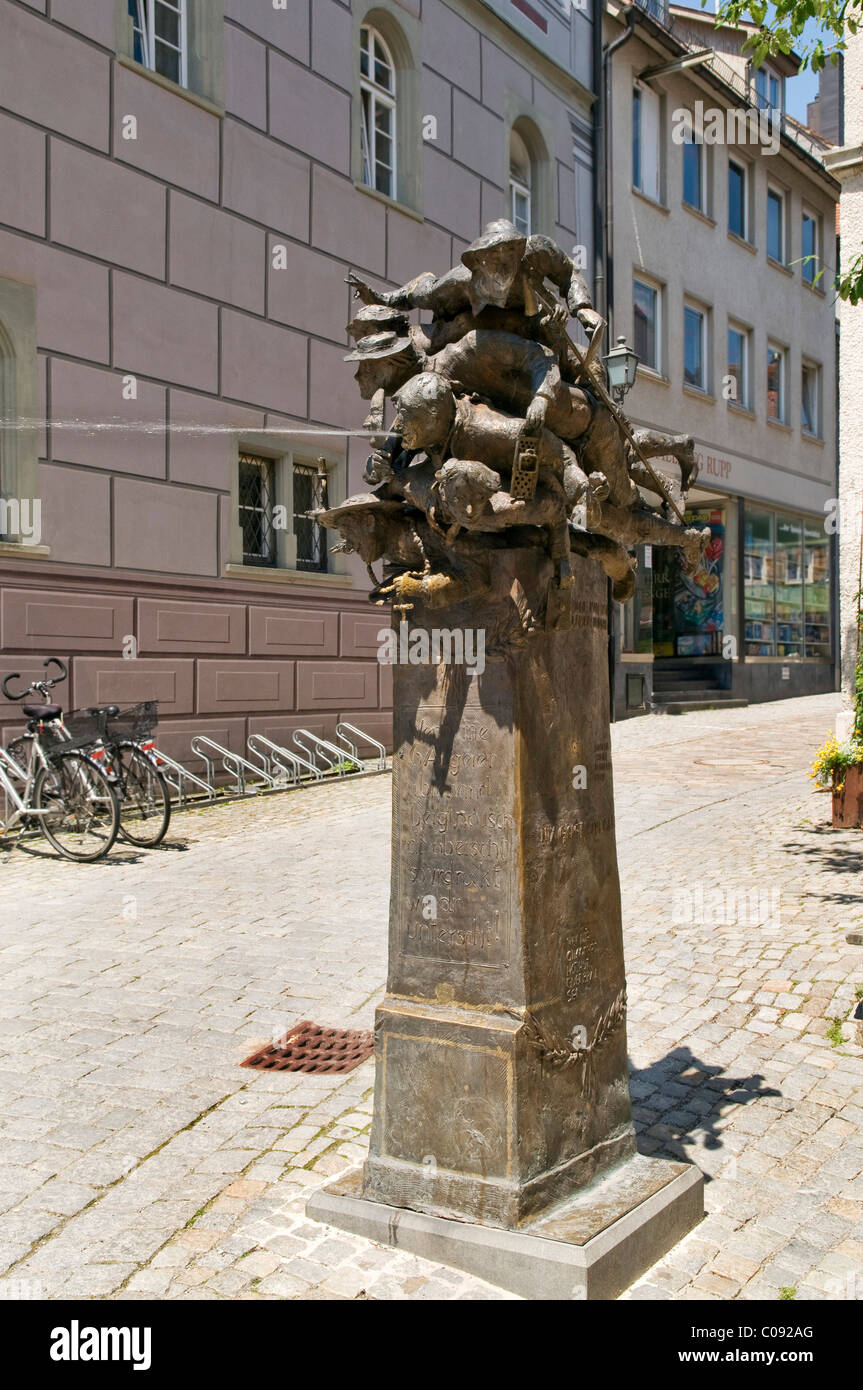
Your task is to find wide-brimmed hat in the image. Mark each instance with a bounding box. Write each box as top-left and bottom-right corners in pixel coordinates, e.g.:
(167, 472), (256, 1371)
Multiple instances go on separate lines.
(461, 219), (527, 268)
(344, 330), (415, 362)
(346, 303), (410, 342)
(312, 493), (403, 527)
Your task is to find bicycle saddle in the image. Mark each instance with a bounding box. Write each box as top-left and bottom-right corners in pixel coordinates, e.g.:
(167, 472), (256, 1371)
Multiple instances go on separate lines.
(22, 703), (63, 720)
(87, 705), (120, 717)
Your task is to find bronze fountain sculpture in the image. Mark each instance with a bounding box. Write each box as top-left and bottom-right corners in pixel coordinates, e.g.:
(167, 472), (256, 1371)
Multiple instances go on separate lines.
(308, 223), (705, 1300)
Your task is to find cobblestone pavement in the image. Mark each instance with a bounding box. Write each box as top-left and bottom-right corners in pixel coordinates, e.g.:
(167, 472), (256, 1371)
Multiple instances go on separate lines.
(0, 692), (861, 1301)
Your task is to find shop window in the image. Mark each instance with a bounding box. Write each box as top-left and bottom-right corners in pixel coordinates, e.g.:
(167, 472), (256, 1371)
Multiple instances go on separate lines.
(621, 545), (654, 654)
(775, 515), (803, 657)
(651, 509), (725, 657)
(804, 518), (831, 658)
(744, 507), (776, 655)
(745, 505), (831, 658)
(633, 277), (661, 373)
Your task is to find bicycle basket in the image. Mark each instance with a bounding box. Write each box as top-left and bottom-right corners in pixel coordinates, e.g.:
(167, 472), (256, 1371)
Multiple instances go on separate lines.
(105, 701), (158, 742)
(42, 708), (108, 756)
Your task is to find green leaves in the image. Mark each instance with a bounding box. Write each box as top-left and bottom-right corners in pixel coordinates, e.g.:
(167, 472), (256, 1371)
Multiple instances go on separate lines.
(713, 0), (853, 70)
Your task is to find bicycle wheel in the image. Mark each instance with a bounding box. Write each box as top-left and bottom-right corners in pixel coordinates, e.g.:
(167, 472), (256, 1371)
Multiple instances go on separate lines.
(34, 752), (120, 861)
(114, 742), (171, 847)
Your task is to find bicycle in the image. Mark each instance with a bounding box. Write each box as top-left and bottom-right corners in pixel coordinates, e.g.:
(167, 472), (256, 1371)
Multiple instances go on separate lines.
(0, 659), (120, 862)
(85, 701), (172, 848)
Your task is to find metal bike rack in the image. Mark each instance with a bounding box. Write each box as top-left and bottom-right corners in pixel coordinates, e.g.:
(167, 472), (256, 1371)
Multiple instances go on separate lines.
(139, 719), (389, 812)
(246, 734), (322, 787)
(148, 747), (215, 807)
(0, 750), (26, 830)
(190, 735), (281, 798)
(335, 722), (388, 773)
(292, 729), (359, 778)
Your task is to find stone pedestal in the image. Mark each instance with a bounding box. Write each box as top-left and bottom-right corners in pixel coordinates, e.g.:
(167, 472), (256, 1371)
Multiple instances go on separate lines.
(308, 550), (703, 1291)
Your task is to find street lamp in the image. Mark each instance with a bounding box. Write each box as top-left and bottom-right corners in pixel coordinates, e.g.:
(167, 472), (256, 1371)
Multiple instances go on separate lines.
(604, 336), (639, 404)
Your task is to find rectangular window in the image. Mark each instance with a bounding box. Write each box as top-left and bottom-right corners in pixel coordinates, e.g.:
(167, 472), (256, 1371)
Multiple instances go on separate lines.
(633, 277), (660, 373)
(239, 452), (276, 567)
(767, 186), (785, 263)
(510, 180), (531, 236)
(755, 66), (780, 111)
(633, 85), (660, 202)
(621, 547), (654, 655)
(128, 0), (187, 87)
(804, 518), (831, 657)
(744, 507), (775, 655)
(766, 343), (785, 422)
(775, 515), (803, 656)
(684, 304), (706, 390)
(801, 361), (820, 436)
(728, 159), (746, 238)
(683, 134), (703, 212)
(801, 210), (818, 285)
(727, 324), (749, 409)
(745, 506), (832, 659)
(292, 461), (329, 574)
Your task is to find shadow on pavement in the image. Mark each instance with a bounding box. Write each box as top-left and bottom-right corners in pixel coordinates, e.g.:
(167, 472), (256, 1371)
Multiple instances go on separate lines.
(629, 1045), (782, 1179)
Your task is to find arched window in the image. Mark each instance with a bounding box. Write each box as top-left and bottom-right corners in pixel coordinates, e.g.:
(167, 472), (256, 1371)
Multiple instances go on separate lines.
(360, 25), (397, 200)
(509, 128), (532, 236)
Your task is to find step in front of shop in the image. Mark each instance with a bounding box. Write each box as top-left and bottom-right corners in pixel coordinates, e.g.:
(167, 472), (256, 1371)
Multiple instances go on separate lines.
(651, 691), (749, 714)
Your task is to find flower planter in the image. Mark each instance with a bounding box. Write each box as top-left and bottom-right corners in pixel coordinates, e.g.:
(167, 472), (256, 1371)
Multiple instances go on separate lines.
(832, 763), (863, 828)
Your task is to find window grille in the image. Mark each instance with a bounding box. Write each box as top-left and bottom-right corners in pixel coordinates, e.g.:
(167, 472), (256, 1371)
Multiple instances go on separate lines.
(293, 462), (328, 574)
(239, 452), (276, 568)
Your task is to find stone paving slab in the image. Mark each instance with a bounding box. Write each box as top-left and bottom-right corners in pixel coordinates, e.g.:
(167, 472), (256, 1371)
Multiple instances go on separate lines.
(0, 693), (861, 1300)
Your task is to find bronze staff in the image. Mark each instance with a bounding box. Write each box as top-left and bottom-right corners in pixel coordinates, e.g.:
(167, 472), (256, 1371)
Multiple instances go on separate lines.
(530, 277), (686, 524)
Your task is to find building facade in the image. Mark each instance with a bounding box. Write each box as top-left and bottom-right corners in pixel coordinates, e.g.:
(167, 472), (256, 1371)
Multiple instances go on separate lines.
(824, 33), (863, 702)
(604, 1), (840, 717)
(0, 0), (595, 761)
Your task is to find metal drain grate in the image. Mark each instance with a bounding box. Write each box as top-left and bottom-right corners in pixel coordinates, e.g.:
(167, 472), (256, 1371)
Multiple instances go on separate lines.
(241, 1020), (374, 1074)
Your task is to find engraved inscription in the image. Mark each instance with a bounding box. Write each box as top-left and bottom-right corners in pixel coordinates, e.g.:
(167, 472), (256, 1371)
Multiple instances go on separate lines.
(571, 598), (607, 632)
(394, 699), (515, 968)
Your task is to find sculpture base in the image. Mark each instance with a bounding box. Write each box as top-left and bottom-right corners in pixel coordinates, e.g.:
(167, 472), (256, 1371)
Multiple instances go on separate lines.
(306, 1154), (704, 1300)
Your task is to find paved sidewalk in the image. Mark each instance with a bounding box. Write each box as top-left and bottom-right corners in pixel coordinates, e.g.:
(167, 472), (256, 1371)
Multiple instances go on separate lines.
(0, 692), (861, 1300)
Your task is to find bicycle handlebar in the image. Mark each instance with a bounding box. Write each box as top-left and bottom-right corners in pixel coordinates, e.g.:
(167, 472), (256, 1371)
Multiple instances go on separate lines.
(1, 657), (69, 702)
